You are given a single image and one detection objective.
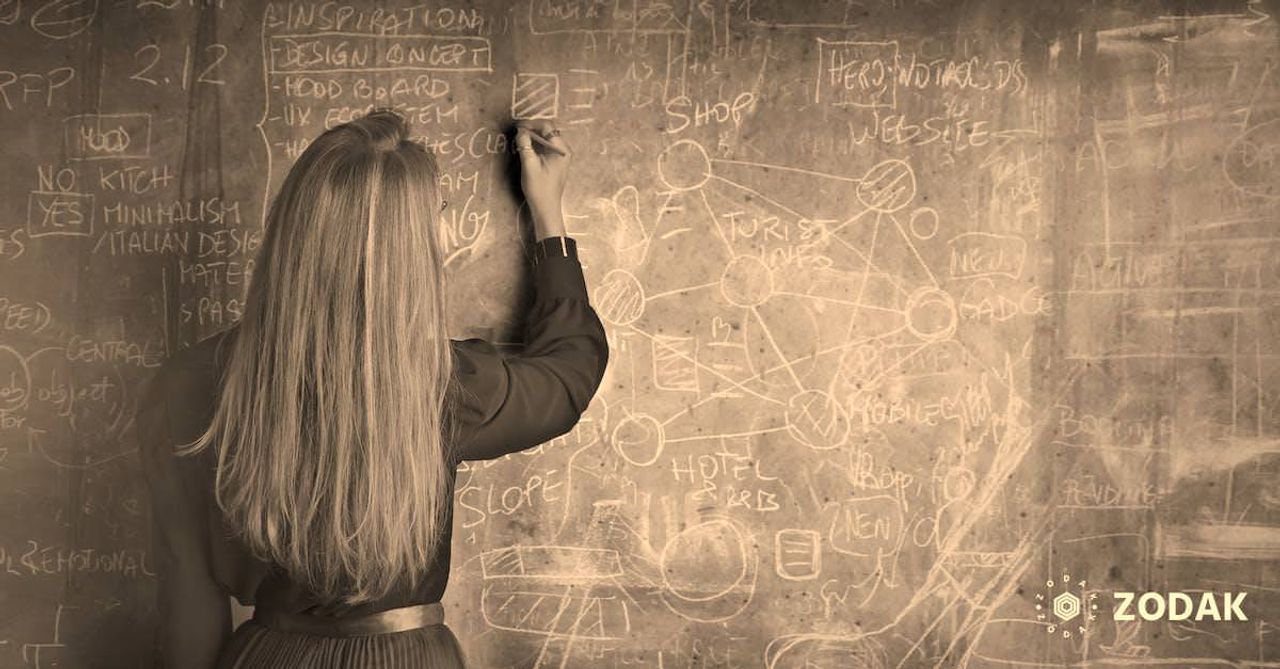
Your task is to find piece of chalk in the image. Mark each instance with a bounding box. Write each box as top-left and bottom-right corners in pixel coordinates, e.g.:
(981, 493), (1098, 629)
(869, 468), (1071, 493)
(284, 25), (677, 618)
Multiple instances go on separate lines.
(526, 130), (567, 156)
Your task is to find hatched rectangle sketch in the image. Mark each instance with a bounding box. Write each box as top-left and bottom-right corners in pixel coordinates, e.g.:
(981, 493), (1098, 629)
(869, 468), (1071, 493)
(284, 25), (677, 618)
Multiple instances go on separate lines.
(653, 334), (699, 393)
(512, 73), (559, 120)
(480, 584), (629, 641)
(480, 545), (623, 580)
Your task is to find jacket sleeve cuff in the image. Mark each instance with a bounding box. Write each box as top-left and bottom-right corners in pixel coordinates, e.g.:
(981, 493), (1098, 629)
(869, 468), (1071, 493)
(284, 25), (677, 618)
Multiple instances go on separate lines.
(532, 236), (589, 301)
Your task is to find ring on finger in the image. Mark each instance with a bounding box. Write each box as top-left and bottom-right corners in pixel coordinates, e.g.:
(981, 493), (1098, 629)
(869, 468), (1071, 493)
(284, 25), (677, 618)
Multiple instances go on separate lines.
(547, 129), (562, 137)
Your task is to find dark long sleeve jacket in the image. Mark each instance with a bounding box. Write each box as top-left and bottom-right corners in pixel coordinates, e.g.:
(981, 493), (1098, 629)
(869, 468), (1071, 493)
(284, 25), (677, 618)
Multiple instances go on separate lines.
(135, 236), (609, 645)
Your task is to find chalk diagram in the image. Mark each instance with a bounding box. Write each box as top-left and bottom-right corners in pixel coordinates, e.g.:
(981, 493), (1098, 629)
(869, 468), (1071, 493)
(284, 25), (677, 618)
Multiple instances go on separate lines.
(0, 343), (132, 470)
(524, 138), (1018, 668)
(471, 504), (763, 664)
(596, 138), (986, 466)
(464, 80), (1280, 669)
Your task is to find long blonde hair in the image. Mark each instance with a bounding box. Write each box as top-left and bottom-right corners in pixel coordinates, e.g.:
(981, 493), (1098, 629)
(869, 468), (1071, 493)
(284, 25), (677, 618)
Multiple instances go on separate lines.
(179, 109), (456, 605)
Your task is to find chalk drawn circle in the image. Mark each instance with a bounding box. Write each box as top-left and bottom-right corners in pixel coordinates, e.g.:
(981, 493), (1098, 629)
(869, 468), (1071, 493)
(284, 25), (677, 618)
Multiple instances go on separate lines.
(765, 634), (888, 669)
(593, 269), (645, 326)
(909, 207), (939, 240)
(856, 159), (916, 213)
(720, 255), (773, 307)
(661, 519), (752, 602)
(30, 0), (97, 39)
(22, 346), (130, 469)
(26, 346), (127, 435)
(612, 413), (664, 467)
(1224, 119), (1280, 199)
(657, 140), (711, 191)
(905, 287), (957, 342)
(785, 390), (849, 450)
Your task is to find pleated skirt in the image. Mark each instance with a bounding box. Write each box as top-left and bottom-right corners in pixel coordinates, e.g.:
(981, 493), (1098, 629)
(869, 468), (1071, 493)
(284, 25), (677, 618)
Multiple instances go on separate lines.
(215, 617), (468, 668)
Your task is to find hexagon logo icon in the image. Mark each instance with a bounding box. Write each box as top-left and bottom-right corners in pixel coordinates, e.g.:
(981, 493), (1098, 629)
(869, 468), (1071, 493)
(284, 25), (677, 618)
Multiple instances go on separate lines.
(1053, 591), (1082, 622)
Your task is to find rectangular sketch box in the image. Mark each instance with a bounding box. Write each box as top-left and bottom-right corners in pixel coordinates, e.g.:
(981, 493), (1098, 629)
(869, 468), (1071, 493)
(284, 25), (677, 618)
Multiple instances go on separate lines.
(653, 334), (698, 392)
(268, 35), (492, 74)
(529, 0), (686, 35)
(1160, 522), (1280, 560)
(480, 583), (628, 640)
(27, 190), (94, 238)
(480, 546), (622, 580)
(748, 0), (866, 28)
(64, 113), (152, 161)
(815, 39), (898, 109)
(947, 232), (1027, 280)
(775, 529), (821, 580)
(512, 73), (559, 120)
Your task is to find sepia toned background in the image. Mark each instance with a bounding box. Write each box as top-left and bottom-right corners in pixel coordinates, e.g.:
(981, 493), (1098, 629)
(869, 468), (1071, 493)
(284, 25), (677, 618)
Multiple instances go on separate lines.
(2, 0), (1280, 666)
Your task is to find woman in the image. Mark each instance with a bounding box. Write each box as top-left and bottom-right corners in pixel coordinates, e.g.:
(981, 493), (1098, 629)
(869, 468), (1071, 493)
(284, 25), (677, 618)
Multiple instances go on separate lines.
(135, 109), (609, 668)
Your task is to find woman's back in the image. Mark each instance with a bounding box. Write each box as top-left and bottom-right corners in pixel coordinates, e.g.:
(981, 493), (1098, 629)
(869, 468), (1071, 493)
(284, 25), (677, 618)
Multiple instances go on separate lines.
(136, 112), (606, 668)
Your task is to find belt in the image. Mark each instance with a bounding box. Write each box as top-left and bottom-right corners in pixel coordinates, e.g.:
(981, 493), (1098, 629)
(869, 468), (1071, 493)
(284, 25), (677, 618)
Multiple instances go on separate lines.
(252, 601), (445, 638)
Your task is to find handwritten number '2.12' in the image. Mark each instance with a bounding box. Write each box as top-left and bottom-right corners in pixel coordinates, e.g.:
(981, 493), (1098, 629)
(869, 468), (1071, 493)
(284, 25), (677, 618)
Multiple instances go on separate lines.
(130, 44), (228, 88)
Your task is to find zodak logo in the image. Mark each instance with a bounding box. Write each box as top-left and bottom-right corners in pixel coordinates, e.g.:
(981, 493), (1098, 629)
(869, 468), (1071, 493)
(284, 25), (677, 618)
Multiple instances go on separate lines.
(1034, 571), (1250, 637)
(1035, 573), (1098, 638)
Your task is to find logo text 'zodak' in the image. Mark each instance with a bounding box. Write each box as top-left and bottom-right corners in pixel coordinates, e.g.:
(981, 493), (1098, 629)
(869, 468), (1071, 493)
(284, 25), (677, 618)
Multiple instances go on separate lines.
(1113, 592), (1248, 622)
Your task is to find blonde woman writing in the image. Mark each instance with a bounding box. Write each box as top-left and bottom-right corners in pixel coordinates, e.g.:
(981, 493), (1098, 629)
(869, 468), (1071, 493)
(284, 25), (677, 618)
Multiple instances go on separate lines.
(136, 110), (609, 668)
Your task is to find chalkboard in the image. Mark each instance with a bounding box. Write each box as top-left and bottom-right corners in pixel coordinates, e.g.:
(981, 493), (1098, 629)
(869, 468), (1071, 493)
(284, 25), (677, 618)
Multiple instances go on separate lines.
(4, 0), (1280, 666)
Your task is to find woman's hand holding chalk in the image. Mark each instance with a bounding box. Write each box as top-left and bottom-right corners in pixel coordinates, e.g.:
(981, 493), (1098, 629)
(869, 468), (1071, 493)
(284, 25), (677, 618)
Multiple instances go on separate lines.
(526, 128), (567, 156)
(515, 120), (572, 240)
